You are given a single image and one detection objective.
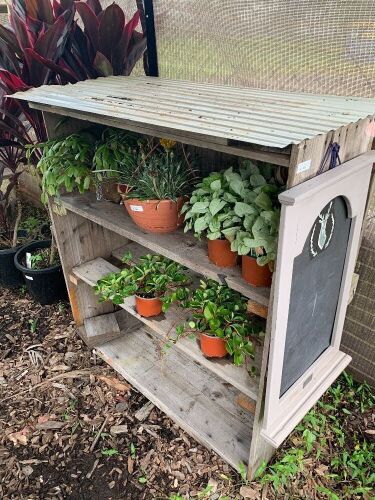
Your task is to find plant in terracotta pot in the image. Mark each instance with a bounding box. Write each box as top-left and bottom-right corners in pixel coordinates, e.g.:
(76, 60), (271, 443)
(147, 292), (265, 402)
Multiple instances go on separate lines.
(123, 146), (194, 233)
(95, 253), (190, 318)
(230, 165), (281, 287)
(182, 169), (245, 267)
(170, 280), (264, 366)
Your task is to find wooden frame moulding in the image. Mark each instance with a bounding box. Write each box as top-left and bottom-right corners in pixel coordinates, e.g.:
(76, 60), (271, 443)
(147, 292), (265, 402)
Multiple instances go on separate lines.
(42, 110), (374, 478)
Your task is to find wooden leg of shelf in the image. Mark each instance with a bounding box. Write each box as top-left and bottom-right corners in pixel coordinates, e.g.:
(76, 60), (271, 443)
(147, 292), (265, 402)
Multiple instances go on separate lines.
(48, 204), (124, 326)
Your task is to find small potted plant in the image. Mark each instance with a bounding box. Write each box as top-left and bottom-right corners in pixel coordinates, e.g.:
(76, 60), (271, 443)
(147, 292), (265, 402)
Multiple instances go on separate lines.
(182, 169), (244, 267)
(171, 280), (264, 366)
(95, 253), (190, 318)
(231, 168), (281, 287)
(122, 140), (194, 234)
(27, 133), (96, 204)
(14, 235), (67, 305)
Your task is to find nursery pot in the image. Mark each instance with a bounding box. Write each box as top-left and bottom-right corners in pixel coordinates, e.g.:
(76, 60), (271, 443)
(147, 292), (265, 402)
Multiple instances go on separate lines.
(200, 333), (228, 358)
(135, 295), (163, 317)
(242, 255), (272, 287)
(0, 230), (27, 289)
(207, 238), (238, 268)
(124, 198), (185, 234)
(14, 240), (67, 305)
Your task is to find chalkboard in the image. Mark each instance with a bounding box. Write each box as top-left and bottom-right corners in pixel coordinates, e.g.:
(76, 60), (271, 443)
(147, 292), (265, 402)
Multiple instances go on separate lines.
(280, 196), (351, 396)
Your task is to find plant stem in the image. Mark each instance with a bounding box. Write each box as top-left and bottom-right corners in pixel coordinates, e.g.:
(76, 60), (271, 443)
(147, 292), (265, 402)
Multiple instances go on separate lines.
(12, 199), (22, 248)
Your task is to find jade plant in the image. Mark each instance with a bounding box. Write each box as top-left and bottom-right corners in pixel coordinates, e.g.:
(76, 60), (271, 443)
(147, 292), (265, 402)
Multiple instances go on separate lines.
(27, 133), (96, 203)
(95, 252), (190, 310)
(170, 280), (264, 366)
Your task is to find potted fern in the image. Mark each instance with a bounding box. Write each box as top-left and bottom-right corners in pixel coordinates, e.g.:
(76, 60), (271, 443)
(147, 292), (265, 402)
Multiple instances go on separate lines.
(95, 253), (190, 318)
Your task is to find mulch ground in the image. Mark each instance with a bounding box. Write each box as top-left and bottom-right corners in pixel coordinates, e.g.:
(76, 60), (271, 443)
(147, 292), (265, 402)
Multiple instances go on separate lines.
(0, 288), (246, 500)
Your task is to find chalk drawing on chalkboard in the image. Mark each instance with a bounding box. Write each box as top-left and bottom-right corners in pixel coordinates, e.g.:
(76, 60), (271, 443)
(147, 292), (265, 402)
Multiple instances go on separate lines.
(310, 201), (335, 257)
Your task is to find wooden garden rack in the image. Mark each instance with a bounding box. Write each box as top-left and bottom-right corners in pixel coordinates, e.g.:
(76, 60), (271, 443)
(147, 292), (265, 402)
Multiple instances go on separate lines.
(14, 77), (375, 477)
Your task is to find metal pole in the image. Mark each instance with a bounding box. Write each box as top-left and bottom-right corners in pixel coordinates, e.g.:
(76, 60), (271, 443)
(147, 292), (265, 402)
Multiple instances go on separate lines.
(143, 0), (159, 77)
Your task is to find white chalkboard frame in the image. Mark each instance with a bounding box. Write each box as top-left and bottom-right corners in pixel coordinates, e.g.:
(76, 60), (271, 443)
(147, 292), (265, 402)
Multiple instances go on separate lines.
(261, 151), (375, 448)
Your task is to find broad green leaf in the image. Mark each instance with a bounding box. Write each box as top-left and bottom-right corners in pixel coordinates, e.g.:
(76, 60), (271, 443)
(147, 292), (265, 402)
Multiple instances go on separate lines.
(250, 174), (266, 187)
(254, 192), (272, 210)
(209, 198), (226, 216)
(210, 179), (221, 191)
(194, 216), (208, 233)
(234, 202), (257, 217)
(207, 231), (221, 240)
(190, 201), (209, 214)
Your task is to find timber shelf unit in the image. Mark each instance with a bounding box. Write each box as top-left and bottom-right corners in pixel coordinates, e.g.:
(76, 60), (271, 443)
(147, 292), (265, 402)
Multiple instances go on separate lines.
(14, 77), (375, 477)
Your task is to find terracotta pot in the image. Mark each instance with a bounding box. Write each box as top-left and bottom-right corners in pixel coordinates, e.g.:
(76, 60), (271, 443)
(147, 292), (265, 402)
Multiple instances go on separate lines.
(200, 333), (228, 358)
(135, 295), (163, 317)
(102, 181), (121, 203)
(124, 197), (185, 234)
(207, 238), (238, 268)
(242, 255), (272, 287)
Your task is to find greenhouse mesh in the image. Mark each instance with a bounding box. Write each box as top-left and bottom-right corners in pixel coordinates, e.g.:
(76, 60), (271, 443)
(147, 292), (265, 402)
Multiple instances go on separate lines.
(149, 0), (375, 97)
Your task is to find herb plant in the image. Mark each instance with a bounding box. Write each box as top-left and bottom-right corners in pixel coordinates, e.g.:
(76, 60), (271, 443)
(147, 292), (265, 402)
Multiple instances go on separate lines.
(172, 280), (264, 366)
(95, 253), (190, 311)
(27, 134), (96, 203)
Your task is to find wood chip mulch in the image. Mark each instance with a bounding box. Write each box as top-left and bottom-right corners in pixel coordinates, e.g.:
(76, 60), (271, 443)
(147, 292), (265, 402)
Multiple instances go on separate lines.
(0, 288), (249, 500)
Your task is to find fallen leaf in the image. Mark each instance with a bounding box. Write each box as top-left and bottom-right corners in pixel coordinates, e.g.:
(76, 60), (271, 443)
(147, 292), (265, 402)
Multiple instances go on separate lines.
(365, 429), (375, 435)
(98, 375), (130, 393)
(22, 465), (34, 477)
(8, 427), (32, 446)
(37, 414), (57, 424)
(128, 456), (134, 474)
(240, 485), (260, 499)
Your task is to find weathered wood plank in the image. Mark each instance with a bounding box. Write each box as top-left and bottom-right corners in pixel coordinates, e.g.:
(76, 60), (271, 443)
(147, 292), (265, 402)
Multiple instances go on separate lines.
(95, 324), (254, 468)
(83, 312), (122, 347)
(63, 193), (271, 307)
(72, 257), (262, 401)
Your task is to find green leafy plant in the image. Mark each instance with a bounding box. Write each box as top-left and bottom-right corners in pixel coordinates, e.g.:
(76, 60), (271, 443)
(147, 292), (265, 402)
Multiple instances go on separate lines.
(93, 128), (142, 188)
(171, 280), (264, 366)
(95, 252), (190, 310)
(229, 163), (281, 266)
(27, 133), (96, 204)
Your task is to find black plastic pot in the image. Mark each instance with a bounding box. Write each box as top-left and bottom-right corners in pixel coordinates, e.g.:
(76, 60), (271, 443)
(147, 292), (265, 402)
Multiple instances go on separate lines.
(0, 230), (28, 289)
(14, 240), (67, 305)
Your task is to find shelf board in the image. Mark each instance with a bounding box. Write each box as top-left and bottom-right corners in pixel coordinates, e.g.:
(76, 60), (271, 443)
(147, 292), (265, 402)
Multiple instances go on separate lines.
(62, 193), (271, 307)
(94, 323), (253, 468)
(73, 257), (261, 401)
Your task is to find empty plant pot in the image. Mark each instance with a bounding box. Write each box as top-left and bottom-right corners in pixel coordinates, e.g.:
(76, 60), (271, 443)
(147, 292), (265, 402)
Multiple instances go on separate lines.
(135, 295), (163, 317)
(242, 255), (272, 287)
(14, 240), (67, 305)
(200, 333), (228, 358)
(124, 198), (185, 234)
(0, 230), (28, 289)
(207, 238), (238, 268)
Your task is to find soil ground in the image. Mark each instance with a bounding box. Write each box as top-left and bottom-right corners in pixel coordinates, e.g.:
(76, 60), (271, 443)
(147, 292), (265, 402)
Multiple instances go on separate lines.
(1, 287), (374, 499)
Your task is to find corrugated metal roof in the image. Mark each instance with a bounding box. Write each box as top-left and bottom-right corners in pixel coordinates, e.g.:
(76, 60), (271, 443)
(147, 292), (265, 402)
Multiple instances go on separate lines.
(12, 76), (375, 148)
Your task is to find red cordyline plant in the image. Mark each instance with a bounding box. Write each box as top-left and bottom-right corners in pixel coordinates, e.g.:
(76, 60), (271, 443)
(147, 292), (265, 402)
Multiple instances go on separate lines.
(0, 0), (146, 143)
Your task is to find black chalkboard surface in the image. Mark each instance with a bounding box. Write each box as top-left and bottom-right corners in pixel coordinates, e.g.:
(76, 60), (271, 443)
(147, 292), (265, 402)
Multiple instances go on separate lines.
(280, 196), (351, 396)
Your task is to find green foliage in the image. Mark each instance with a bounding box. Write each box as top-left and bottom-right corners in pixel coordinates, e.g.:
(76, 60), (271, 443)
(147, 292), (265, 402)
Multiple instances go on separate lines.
(27, 133), (96, 204)
(183, 161), (282, 265)
(93, 128), (142, 187)
(127, 150), (194, 201)
(257, 373), (375, 498)
(172, 280), (264, 366)
(101, 448), (119, 457)
(95, 253), (190, 309)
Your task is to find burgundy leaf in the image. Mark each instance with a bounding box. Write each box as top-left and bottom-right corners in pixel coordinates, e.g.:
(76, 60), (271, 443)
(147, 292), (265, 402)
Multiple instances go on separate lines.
(9, 10), (32, 51)
(52, 0), (64, 17)
(26, 0), (54, 25)
(98, 4), (125, 62)
(75, 1), (99, 53)
(0, 25), (22, 58)
(115, 9), (141, 70)
(0, 39), (21, 76)
(122, 32), (147, 76)
(60, 0), (75, 10)
(93, 51), (113, 76)
(86, 0), (102, 16)
(25, 49), (78, 84)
